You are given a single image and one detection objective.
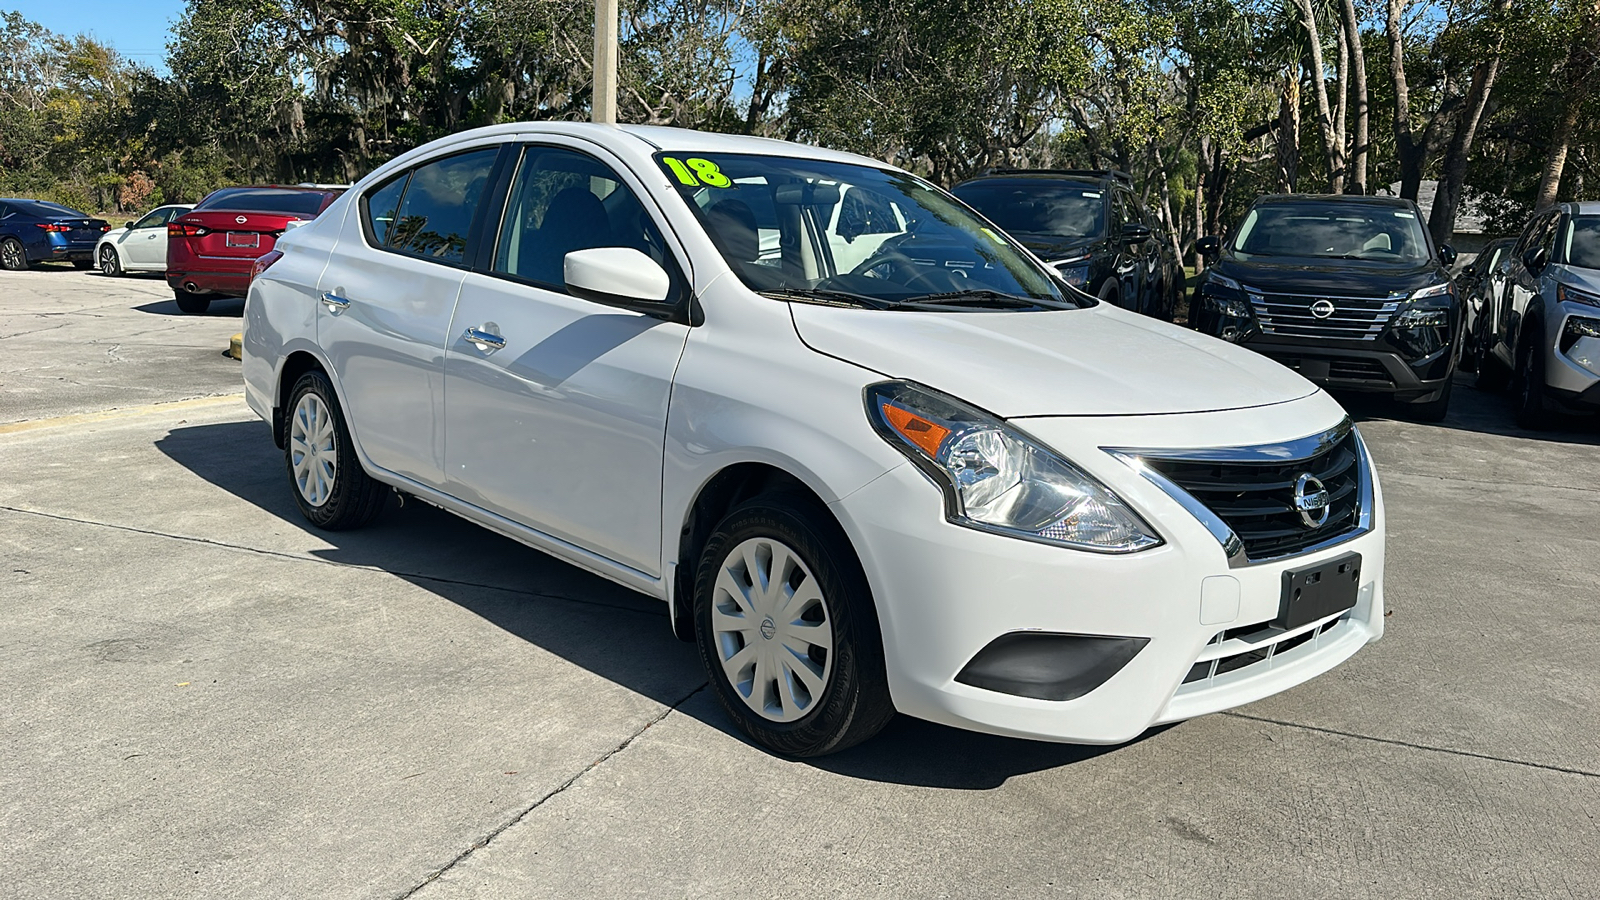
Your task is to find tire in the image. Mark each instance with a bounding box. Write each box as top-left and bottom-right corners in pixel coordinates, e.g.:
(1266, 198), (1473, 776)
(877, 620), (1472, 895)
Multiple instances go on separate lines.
(693, 495), (894, 757)
(72, 259), (93, 270)
(1513, 339), (1555, 430)
(1405, 376), (1452, 423)
(1474, 331), (1510, 390)
(0, 237), (28, 271)
(1097, 279), (1119, 309)
(283, 370), (387, 530)
(98, 245), (122, 276)
(174, 289), (210, 314)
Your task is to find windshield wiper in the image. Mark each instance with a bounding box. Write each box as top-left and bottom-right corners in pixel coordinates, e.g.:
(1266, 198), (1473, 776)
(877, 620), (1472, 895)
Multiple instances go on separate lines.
(895, 289), (1069, 310)
(758, 288), (895, 310)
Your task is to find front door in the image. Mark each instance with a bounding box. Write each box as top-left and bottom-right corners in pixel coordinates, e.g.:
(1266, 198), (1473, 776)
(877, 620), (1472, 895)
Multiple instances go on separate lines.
(443, 143), (691, 576)
(124, 207), (172, 267)
(317, 143), (503, 488)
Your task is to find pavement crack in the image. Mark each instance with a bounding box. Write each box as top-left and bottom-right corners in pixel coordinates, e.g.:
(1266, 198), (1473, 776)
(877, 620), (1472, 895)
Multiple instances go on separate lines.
(392, 682), (709, 900)
(1222, 711), (1600, 778)
(0, 504), (663, 618)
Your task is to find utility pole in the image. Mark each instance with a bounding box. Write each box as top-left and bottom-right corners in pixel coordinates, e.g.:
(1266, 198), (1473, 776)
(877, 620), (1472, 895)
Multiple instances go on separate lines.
(592, 0), (618, 124)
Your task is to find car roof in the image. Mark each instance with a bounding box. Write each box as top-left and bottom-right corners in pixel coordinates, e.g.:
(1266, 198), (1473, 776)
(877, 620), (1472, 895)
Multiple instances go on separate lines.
(1562, 200), (1600, 216)
(1252, 193), (1417, 209)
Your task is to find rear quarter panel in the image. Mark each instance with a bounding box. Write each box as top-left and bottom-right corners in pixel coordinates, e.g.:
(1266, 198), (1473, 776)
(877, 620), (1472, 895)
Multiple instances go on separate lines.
(241, 214), (344, 425)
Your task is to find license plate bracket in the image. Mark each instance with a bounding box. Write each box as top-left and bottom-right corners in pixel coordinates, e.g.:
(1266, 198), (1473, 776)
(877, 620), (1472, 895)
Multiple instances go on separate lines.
(226, 232), (259, 248)
(1277, 552), (1361, 631)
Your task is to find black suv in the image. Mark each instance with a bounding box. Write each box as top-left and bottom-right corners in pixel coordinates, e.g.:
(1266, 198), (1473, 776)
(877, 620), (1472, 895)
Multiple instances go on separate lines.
(951, 169), (1184, 320)
(1191, 194), (1461, 420)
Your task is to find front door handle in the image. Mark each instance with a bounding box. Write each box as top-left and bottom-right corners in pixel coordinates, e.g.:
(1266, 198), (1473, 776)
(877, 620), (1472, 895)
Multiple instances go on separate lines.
(320, 292), (351, 314)
(463, 326), (506, 352)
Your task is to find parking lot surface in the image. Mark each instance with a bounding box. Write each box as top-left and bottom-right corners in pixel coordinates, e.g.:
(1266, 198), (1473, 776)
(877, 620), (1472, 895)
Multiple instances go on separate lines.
(2, 269), (1597, 898)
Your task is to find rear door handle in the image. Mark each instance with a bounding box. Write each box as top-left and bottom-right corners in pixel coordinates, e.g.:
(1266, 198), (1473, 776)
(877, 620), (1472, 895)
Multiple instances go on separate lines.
(463, 326), (506, 352)
(320, 292), (351, 314)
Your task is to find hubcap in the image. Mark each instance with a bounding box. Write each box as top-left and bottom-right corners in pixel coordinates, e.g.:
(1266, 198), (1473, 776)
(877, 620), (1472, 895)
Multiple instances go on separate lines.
(289, 392), (337, 507)
(100, 247), (116, 274)
(2, 241), (20, 269)
(711, 537), (833, 723)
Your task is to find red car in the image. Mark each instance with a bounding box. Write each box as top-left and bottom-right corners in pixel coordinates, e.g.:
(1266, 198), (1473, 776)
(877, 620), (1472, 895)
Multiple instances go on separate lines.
(166, 185), (344, 313)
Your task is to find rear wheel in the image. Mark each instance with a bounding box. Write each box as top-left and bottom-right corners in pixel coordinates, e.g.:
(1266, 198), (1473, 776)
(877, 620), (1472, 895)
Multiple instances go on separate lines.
(174, 289), (210, 314)
(1474, 331), (1510, 390)
(0, 238), (27, 271)
(284, 370), (387, 530)
(98, 245), (122, 276)
(694, 496), (893, 757)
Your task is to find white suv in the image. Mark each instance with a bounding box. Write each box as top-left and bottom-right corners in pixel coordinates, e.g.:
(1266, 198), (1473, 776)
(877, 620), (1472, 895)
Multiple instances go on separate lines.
(242, 124), (1386, 756)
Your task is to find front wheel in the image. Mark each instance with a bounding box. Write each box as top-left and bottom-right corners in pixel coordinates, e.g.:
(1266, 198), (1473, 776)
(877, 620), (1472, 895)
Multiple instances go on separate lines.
(0, 237), (28, 271)
(98, 245), (122, 276)
(693, 497), (894, 757)
(283, 370), (387, 529)
(1513, 342), (1555, 430)
(1405, 376), (1453, 423)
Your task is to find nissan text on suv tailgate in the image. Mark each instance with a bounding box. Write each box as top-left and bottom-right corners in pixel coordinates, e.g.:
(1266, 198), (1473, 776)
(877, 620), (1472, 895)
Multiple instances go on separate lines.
(167, 186), (343, 313)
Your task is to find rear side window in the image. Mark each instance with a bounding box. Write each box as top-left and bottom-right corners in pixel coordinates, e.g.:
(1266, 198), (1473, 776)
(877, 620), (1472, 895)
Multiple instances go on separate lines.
(362, 173), (409, 247)
(195, 189), (328, 216)
(386, 149), (498, 263)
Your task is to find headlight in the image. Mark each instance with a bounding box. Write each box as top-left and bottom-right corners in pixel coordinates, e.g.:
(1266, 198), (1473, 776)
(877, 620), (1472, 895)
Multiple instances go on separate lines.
(1200, 273), (1250, 318)
(1410, 283), (1451, 301)
(1557, 283), (1600, 308)
(1206, 272), (1242, 293)
(865, 381), (1161, 553)
(1395, 307), (1449, 327)
(1053, 259), (1090, 286)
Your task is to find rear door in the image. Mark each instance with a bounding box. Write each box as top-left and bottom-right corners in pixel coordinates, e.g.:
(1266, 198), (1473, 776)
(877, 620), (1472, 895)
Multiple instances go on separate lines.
(443, 141), (692, 575)
(317, 144), (504, 489)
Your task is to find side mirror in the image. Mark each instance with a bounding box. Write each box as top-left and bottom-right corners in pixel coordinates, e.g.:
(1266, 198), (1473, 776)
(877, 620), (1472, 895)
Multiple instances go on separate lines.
(1438, 243), (1457, 267)
(1523, 246), (1549, 275)
(1197, 236), (1221, 262)
(564, 247), (673, 316)
(1121, 223), (1152, 245)
(123, 221), (135, 230)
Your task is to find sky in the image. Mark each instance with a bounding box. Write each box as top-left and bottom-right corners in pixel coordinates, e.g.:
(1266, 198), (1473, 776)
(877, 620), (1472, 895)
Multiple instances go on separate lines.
(7, 0), (190, 73)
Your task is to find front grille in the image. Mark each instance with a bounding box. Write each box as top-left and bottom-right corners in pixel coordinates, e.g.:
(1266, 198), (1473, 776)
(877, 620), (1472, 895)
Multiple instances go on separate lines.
(1327, 358), (1393, 383)
(1249, 290), (1400, 341)
(1143, 430), (1363, 561)
(1180, 619), (1345, 688)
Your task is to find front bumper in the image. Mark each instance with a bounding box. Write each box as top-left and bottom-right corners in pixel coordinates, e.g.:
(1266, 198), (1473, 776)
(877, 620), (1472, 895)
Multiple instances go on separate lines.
(831, 394), (1384, 744)
(1243, 339), (1452, 402)
(1545, 303), (1600, 408)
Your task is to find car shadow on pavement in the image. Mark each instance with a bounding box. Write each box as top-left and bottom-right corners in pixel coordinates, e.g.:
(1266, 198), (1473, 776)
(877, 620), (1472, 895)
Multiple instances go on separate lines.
(1336, 372), (1600, 446)
(134, 297), (245, 317)
(154, 418), (1145, 788)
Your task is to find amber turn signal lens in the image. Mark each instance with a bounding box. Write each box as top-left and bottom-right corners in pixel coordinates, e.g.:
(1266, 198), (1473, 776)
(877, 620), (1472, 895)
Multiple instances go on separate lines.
(880, 401), (951, 458)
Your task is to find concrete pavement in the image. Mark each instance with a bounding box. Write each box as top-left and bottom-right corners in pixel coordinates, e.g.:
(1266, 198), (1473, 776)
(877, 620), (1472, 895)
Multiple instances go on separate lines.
(1, 272), (1597, 898)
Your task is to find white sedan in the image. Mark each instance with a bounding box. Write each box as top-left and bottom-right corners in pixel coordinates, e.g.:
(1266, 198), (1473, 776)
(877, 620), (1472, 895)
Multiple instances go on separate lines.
(95, 204), (193, 276)
(243, 123), (1386, 756)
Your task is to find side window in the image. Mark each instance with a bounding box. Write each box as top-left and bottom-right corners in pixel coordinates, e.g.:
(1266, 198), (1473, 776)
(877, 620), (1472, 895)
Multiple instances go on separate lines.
(132, 209), (168, 230)
(493, 146), (677, 291)
(1110, 191), (1130, 233)
(362, 172), (409, 247)
(836, 186), (902, 242)
(387, 147), (498, 262)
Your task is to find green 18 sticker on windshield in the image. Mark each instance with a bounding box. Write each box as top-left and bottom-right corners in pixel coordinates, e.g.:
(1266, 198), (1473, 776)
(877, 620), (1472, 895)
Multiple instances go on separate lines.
(662, 156), (732, 188)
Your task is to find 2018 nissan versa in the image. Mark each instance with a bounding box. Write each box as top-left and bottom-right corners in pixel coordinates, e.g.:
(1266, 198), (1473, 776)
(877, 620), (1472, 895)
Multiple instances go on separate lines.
(242, 124), (1387, 756)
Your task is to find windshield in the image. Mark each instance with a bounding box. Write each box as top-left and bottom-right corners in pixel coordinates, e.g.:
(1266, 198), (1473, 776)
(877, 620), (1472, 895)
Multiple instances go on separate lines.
(195, 188), (329, 216)
(1232, 202), (1431, 262)
(1562, 216), (1600, 269)
(656, 152), (1075, 309)
(951, 181), (1105, 240)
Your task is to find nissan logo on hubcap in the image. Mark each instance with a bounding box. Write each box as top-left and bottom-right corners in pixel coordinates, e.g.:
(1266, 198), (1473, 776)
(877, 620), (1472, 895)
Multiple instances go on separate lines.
(1293, 473), (1331, 528)
(759, 616), (777, 640)
(1310, 299), (1336, 319)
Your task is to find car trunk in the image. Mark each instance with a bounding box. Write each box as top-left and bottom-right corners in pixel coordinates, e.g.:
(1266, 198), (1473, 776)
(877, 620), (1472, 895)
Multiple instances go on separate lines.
(171, 210), (302, 271)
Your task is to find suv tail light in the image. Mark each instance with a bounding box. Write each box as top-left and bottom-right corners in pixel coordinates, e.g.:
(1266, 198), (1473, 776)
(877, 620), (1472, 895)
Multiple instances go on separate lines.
(35, 223), (71, 233)
(168, 223), (210, 237)
(250, 250), (284, 282)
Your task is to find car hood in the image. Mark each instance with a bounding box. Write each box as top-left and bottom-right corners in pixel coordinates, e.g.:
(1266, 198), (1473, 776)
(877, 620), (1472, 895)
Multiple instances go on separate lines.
(100, 227), (128, 240)
(1213, 255), (1446, 296)
(1013, 234), (1099, 263)
(1552, 264), (1600, 295)
(789, 301), (1319, 417)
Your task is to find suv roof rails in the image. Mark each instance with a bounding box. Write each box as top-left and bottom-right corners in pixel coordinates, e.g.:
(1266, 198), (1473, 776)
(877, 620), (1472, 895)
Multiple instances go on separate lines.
(974, 168), (1134, 185)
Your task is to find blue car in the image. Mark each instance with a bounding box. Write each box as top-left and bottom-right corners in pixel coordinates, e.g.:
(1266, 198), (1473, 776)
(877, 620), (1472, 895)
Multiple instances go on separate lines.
(0, 198), (111, 271)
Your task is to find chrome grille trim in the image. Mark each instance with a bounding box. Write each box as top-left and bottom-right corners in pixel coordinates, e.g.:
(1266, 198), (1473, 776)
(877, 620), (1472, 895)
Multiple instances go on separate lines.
(1104, 419), (1375, 568)
(1247, 287), (1406, 341)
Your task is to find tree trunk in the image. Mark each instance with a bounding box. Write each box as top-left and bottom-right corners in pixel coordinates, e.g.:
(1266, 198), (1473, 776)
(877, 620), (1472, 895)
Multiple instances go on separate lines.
(1386, 0), (1425, 200)
(1341, 0), (1370, 193)
(1194, 134), (1212, 272)
(1536, 26), (1600, 210)
(1294, 0), (1343, 192)
(1428, 0), (1512, 244)
(1276, 75), (1301, 191)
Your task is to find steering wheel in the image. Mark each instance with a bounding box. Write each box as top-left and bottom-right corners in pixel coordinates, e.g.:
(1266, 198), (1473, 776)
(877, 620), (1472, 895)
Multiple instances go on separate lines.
(848, 249), (949, 293)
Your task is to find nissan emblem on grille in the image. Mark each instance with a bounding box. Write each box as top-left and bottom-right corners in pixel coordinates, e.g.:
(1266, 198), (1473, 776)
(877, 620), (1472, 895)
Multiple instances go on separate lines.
(1293, 474), (1331, 528)
(235, 215), (248, 224)
(1310, 299), (1336, 319)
